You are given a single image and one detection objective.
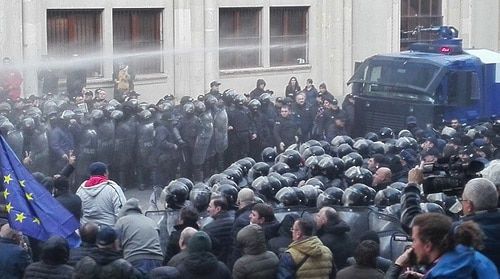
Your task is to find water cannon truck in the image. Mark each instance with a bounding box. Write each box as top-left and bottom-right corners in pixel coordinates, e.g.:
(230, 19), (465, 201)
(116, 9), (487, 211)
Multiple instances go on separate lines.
(348, 26), (500, 136)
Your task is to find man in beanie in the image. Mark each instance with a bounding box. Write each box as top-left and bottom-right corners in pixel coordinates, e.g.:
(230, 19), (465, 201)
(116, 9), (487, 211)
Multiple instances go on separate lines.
(54, 176), (82, 221)
(76, 162), (126, 227)
(115, 198), (164, 276)
(73, 226), (136, 279)
(24, 236), (74, 279)
(229, 188), (256, 267)
(176, 231), (232, 279)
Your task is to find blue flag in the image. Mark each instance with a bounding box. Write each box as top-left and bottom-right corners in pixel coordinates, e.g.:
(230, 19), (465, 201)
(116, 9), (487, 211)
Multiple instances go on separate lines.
(0, 134), (80, 247)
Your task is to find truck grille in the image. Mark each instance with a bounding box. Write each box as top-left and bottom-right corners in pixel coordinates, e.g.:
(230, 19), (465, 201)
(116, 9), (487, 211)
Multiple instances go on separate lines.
(364, 111), (405, 133)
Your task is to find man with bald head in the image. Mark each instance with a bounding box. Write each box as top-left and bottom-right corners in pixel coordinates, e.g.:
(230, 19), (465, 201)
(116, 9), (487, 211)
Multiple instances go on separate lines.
(0, 223), (32, 277)
(69, 222), (98, 266)
(372, 167), (392, 191)
(315, 206), (356, 269)
(460, 178), (500, 269)
(167, 227), (198, 267)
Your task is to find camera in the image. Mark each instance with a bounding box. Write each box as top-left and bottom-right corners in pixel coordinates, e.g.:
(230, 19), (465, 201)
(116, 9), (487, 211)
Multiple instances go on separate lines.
(422, 156), (484, 196)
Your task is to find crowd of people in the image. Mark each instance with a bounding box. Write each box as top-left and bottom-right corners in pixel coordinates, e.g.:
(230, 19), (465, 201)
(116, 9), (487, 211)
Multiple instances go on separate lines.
(0, 73), (499, 278)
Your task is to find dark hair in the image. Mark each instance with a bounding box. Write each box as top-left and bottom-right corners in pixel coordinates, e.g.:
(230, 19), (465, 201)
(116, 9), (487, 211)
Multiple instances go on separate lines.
(296, 217), (314, 237)
(211, 197), (228, 211)
(252, 203), (275, 223)
(53, 176), (70, 191)
(281, 105), (291, 112)
(180, 206), (199, 227)
(412, 213), (452, 253)
(79, 222), (99, 244)
(41, 236), (69, 265)
(307, 78), (313, 84)
(322, 207), (340, 224)
(355, 240), (379, 268)
(447, 221), (485, 251)
(319, 82), (326, 89)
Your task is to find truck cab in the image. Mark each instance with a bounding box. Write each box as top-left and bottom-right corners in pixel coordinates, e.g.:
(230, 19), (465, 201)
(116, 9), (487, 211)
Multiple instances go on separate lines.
(348, 26), (500, 136)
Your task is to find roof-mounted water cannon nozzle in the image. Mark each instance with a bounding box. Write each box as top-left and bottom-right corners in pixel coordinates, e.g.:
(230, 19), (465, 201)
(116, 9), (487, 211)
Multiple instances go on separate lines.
(408, 26), (462, 55)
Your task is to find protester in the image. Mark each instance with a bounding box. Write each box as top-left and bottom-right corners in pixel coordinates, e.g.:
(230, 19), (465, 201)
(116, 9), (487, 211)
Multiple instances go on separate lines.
(336, 240), (384, 279)
(68, 222), (98, 266)
(23, 236), (74, 279)
(202, 197), (234, 265)
(0, 223), (31, 278)
(167, 227), (197, 267)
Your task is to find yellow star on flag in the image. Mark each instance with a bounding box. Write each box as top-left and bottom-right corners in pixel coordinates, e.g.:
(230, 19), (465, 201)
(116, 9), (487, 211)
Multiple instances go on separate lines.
(19, 180), (26, 187)
(3, 174), (12, 184)
(15, 212), (26, 223)
(5, 202), (13, 213)
(25, 192), (34, 201)
(3, 189), (9, 199)
(33, 218), (40, 225)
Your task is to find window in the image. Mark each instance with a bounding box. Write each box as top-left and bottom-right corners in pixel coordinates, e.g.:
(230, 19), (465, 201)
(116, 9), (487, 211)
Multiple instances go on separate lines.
(401, 0), (443, 50)
(47, 10), (102, 77)
(219, 8), (261, 69)
(113, 9), (163, 75)
(270, 7), (308, 66)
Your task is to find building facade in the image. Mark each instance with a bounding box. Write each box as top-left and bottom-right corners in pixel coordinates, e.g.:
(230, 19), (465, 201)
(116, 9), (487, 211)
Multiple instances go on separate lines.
(0, 0), (499, 103)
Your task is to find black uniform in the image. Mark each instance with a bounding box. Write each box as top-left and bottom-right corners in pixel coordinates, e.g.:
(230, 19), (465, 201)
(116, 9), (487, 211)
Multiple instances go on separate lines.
(227, 105), (254, 163)
(273, 115), (300, 150)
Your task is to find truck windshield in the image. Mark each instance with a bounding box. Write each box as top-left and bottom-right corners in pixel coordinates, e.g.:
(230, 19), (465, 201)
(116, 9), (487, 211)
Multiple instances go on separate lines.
(350, 58), (440, 102)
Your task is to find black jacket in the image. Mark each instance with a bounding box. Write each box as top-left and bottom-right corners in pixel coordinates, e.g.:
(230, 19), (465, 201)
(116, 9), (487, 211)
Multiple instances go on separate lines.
(23, 262), (74, 279)
(164, 222), (199, 265)
(73, 248), (137, 279)
(0, 237), (32, 279)
(202, 211), (235, 265)
(317, 219), (356, 269)
(177, 251), (232, 279)
(273, 116), (300, 147)
(68, 242), (97, 266)
(56, 192), (82, 221)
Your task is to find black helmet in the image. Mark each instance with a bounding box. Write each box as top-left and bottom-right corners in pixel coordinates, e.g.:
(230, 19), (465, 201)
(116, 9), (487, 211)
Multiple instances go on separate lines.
(384, 139), (398, 155)
(379, 127), (395, 140)
(331, 136), (348, 147)
(235, 158), (253, 175)
(374, 187), (402, 208)
(190, 185), (211, 212)
(365, 132), (379, 142)
(336, 143), (354, 158)
(279, 149), (302, 169)
(342, 183), (374, 206)
(300, 140), (321, 154)
(344, 166), (373, 186)
(282, 173), (298, 188)
(261, 147), (278, 163)
(252, 176), (277, 201)
(248, 99), (261, 111)
(389, 182), (406, 192)
(90, 109), (104, 120)
(276, 187), (300, 206)
(419, 202), (445, 214)
(138, 109), (153, 121)
(342, 152), (364, 169)
(176, 177), (194, 192)
(243, 156), (256, 166)
(317, 187), (344, 208)
(268, 172), (289, 189)
(301, 146), (325, 161)
(318, 157), (344, 179)
(304, 177), (325, 190)
(369, 141), (386, 156)
(269, 162), (291, 175)
(248, 162), (270, 183)
(293, 187), (308, 206)
(183, 102), (195, 114)
(305, 156), (322, 177)
(259, 93), (272, 104)
(234, 94), (246, 106)
(396, 137), (413, 150)
(194, 100), (206, 114)
(300, 185), (322, 207)
(319, 140), (332, 155)
(398, 129), (413, 138)
(207, 173), (228, 187)
(223, 167), (243, 184)
(163, 181), (189, 209)
(110, 110), (124, 120)
(353, 139), (371, 158)
(216, 184), (238, 210)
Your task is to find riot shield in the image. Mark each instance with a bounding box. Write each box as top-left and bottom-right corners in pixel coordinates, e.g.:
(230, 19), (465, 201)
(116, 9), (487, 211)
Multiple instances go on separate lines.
(6, 129), (23, 160)
(96, 119), (115, 165)
(213, 107), (228, 154)
(332, 206), (371, 241)
(193, 112), (214, 164)
(29, 129), (50, 174)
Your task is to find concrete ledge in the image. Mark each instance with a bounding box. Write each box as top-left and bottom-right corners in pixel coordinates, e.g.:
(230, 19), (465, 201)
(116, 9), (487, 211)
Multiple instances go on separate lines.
(220, 64), (312, 77)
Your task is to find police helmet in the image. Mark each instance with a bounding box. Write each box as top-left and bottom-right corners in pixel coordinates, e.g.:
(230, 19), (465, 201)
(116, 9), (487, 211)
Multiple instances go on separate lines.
(162, 180), (189, 209)
(279, 149), (302, 169)
(319, 141), (332, 155)
(331, 135), (347, 147)
(60, 110), (75, 120)
(194, 100), (206, 114)
(90, 109), (104, 120)
(374, 187), (402, 208)
(268, 172), (289, 189)
(419, 202), (445, 214)
(396, 137), (413, 151)
(248, 99), (261, 111)
(275, 187), (300, 206)
(234, 94), (246, 106)
(223, 167), (243, 184)
(365, 132), (379, 142)
(176, 177), (194, 191)
(251, 176), (276, 201)
(248, 162), (270, 183)
(300, 140), (321, 154)
(304, 155), (321, 176)
(300, 185), (323, 207)
(301, 145), (325, 161)
(269, 162), (291, 175)
(138, 109), (152, 120)
(379, 127), (395, 140)
(318, 157), (344, 179)
(190, 186), (211, 212)
(215, 184), (238, 209)
(317, 187), (344, 208)
(389, 182), (406, 192)
(261, 147), (278, 163)
(205, 94), (218, 107)
(304, 177), (325, 191)
(353, 139), (371, 158)
(235, 158), (253, 175)
(369, 141), (386, 156)
(398, 129), (413, 139)
(183, 102), (195, 114)
(336, 143), (354, 158)
(342, 152), (364, 169)
(259, 93), (272, 104)
(342, 183), (374, 206)
(282, 173), (298, 188)
(344, 166), (373, 186)
(110, 110), (124, 120)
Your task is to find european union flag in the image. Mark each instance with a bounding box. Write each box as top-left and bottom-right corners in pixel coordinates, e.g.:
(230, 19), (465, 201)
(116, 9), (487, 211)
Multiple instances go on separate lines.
(0, 134), (80, 247)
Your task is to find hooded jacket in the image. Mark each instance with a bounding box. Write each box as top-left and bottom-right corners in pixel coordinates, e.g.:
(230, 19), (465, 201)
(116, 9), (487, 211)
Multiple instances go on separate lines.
(233, 224), (279, 279)
(114, 198), (164, 263)
(317, 219), (356, 269)
(268, 213), (299, 255)
(277, 236), (334, 279)
(76, 178), (126, 227)
(73, 248), (136, 279)
(426, 245), (498, 279)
